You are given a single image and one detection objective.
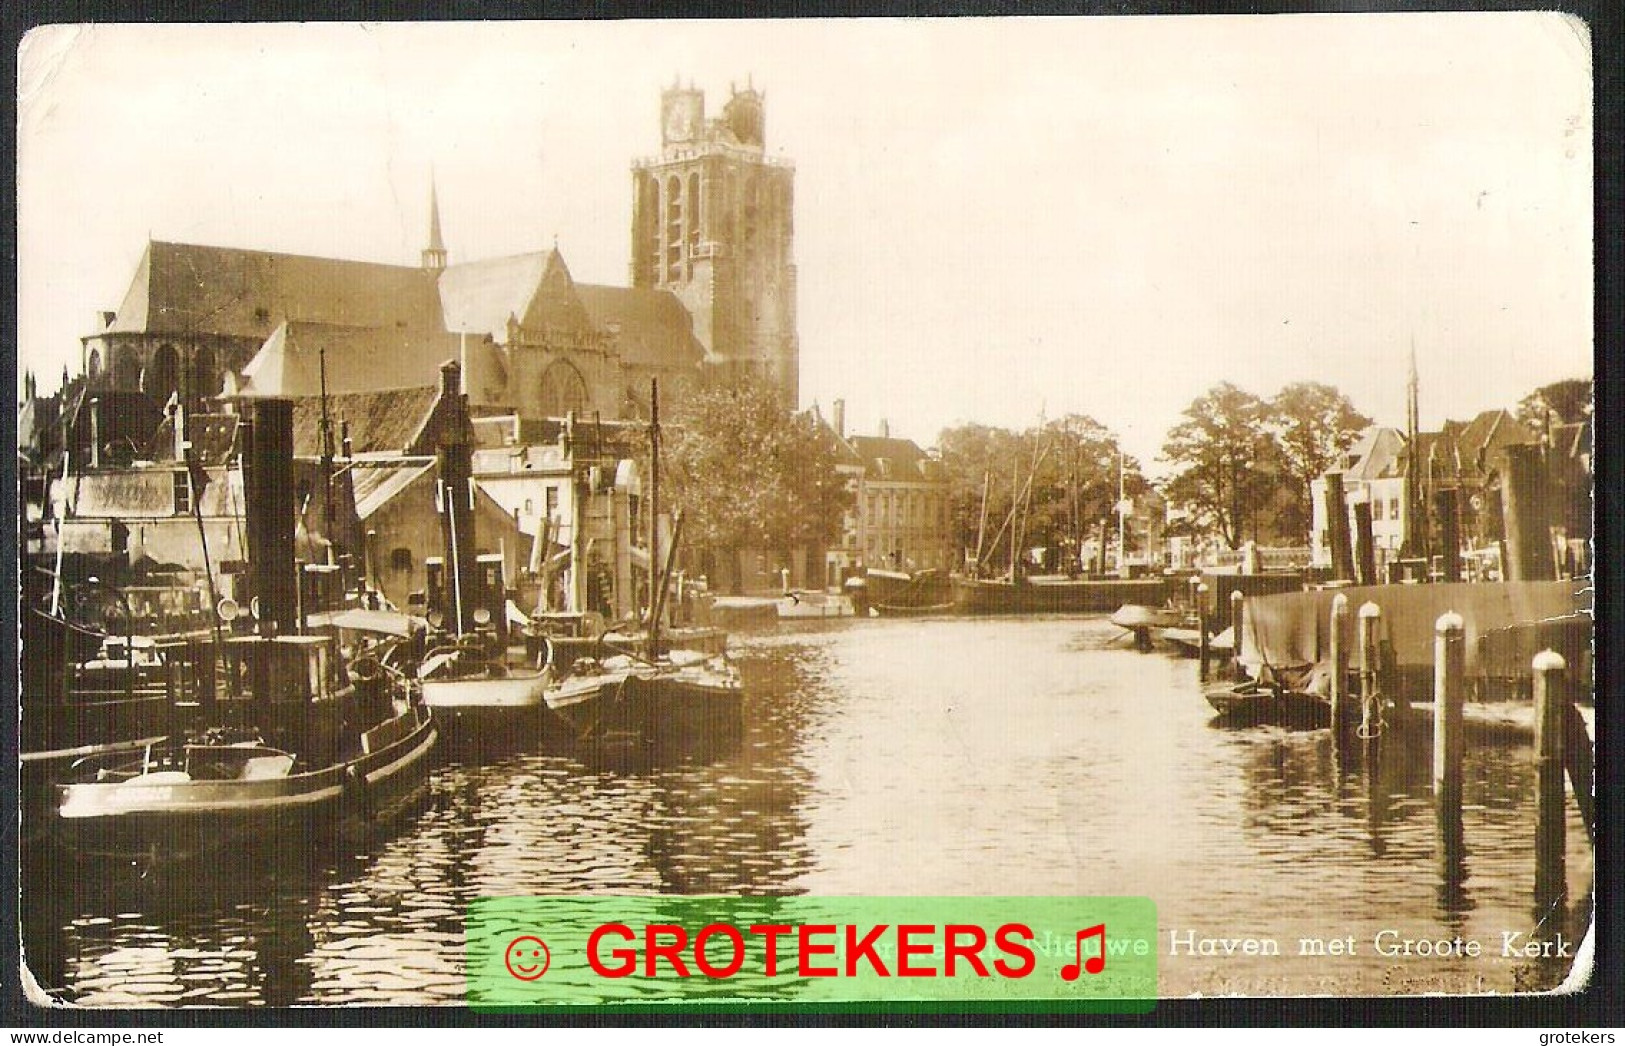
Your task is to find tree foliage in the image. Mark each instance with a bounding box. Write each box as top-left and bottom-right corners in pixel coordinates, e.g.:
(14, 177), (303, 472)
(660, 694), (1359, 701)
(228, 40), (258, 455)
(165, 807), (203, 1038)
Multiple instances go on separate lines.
(1160, 383), (1280, 550)
(1267, 381), (1371, 539)
(665, 379), (854, 558)
(936, 414), (1145, 572)
(1514, 378), (1592, 431)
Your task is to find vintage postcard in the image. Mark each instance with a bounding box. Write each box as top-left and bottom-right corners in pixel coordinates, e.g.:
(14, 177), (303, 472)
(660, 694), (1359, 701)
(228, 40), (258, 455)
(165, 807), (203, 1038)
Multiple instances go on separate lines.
(13, 14), (1596, 1015)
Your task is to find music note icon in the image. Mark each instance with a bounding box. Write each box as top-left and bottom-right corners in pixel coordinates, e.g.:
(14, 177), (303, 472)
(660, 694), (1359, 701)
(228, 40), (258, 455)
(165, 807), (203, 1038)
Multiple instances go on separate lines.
(1060, 923), (1107, 980)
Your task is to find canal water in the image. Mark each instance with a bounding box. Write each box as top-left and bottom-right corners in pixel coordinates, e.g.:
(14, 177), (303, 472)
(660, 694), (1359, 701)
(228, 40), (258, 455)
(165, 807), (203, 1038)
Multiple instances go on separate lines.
(19, 616), (1594, 1006)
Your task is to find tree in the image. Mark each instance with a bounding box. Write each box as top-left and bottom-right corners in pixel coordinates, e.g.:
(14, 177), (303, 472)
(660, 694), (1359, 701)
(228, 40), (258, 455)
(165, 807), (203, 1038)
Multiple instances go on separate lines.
(1514, 378), (1592, 431)
(936, 414), (1140, 574)
(665, 379), (853, 582)
(1160, 383), (1279, 550)
(1268, 382), (1371, 541)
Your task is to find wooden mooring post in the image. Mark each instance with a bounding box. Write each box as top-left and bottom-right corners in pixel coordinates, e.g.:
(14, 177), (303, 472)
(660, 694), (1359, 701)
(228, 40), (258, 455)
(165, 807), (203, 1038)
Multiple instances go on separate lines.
(1352, 501), (1377, 586)
(1434, 488), (1462, 583)
(1324, 472), (1356, 583)
(1533, 650), (1568, 911)
(1196, 583), (1210, 681)
(1433, 612), (1465, 816)
(1500, 443), (1555, 582)
(1329, 594), (1350, 737)
(1433, 612), (1467, 902)
(1228, 589), (1244, 680)
(1358, 601), (1381, 735)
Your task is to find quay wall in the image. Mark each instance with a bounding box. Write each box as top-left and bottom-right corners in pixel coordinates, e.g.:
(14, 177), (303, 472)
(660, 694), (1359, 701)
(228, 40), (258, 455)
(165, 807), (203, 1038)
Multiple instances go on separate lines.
(1239, 580), (1589, 682)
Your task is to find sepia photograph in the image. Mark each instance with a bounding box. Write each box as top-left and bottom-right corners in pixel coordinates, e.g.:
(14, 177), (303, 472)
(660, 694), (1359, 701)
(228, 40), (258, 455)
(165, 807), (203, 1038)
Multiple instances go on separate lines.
(12, 13), (1598, 1013)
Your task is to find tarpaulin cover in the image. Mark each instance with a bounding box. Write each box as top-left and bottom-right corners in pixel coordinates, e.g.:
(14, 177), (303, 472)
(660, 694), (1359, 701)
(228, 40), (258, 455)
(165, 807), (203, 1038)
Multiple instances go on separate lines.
(1240, 581), (1589, 678)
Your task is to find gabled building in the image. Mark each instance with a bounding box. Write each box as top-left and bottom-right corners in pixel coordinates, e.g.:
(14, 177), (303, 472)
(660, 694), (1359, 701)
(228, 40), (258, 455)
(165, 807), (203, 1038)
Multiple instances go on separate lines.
(818, 401), (953, 588)
(1310, 409), (1542, 575)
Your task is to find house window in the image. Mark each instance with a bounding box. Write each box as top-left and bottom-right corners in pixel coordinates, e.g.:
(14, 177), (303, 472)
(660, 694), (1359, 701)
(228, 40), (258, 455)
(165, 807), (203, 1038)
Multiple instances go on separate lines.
(1390, 498), (1401, 521)
(524, 498), (534, 516)
(172, 471), (192, 515)
(546, 486), (560, 519)
(1372, 500), (1383, 521)
(391, 548), (413, 573)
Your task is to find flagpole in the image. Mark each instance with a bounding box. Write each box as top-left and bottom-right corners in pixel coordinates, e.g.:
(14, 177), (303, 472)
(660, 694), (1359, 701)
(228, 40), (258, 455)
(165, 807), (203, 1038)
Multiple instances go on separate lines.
(186, 448), (230, 697)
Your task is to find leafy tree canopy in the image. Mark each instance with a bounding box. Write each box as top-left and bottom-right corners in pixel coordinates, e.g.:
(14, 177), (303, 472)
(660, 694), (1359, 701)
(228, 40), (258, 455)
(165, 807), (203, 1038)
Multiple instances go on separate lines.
(1515, 378), (1592, 431)
(665, 379), (854, 557)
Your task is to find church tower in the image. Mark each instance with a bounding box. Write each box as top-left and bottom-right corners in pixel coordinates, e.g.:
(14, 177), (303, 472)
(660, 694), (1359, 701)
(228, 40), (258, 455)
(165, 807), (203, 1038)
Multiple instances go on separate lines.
(630, 80), (799, 408)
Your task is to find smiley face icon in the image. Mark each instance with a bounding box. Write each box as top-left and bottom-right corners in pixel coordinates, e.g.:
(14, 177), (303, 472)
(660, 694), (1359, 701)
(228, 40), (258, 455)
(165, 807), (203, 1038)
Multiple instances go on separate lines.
(504, 935), (551, 981)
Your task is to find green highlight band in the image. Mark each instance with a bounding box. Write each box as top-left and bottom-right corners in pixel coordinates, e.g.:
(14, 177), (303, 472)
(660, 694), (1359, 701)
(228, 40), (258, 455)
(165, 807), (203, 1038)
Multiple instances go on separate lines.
(467, 896), (1157, 1012)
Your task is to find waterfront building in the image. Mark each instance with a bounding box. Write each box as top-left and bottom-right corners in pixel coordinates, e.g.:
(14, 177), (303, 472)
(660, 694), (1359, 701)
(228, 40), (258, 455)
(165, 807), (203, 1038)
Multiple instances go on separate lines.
(1309, 409), (1546, 577)
(818, 401), (954, 588)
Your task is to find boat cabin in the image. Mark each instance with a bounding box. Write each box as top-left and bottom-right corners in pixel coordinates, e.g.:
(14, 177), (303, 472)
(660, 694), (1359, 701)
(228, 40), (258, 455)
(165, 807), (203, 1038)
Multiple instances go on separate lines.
(220, 633), (359, 762)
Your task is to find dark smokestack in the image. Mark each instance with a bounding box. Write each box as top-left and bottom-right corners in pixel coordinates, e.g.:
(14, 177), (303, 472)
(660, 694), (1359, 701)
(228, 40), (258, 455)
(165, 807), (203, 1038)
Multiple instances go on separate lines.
(247, 398), (298, 634)
(833, 399), (845, 439)
(437, 361), (477, 634)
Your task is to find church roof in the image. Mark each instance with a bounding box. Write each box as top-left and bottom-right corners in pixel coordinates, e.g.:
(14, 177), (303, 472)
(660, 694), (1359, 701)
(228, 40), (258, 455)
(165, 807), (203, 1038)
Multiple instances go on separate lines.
(576, 284), (706, 369)
(437, 248), (598, 342)
(438, 252), (550, 339)
(237, 321), (461, 398)
(103, 241), (445, 341)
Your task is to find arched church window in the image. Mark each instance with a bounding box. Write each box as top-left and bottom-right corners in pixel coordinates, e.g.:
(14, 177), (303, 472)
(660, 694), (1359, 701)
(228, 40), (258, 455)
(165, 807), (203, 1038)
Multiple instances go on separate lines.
(111, 349), (142, 392)
(189, 346), (218, 403)
(144, 344), (180, 402)
(666, 176), (684, 281)
(537, 360), (590, 419)
(687, 173), (701, 251)
(743, 173), (760, 250)
(86, 348), (102, 379)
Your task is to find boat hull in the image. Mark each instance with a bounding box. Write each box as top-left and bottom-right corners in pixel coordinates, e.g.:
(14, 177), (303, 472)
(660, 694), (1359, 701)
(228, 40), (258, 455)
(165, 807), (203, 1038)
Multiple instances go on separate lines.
(53, 708), (439, 864)
(546, 660), (743, 763)
(777, 593), (854, 619)
(421, 670), (550, 709)
(1204, 682), (1333, 728)
(862, 570), (954, 610)
(954, 577), (1173, 615)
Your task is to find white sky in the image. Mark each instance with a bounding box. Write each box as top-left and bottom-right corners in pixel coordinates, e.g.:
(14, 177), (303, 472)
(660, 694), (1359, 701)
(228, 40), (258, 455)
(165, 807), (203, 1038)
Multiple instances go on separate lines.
(16, 15), (1593, 473)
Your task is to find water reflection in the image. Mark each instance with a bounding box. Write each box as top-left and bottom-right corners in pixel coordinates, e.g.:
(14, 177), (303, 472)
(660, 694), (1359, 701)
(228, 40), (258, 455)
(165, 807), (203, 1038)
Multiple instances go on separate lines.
(22, 616), (1593, 1003)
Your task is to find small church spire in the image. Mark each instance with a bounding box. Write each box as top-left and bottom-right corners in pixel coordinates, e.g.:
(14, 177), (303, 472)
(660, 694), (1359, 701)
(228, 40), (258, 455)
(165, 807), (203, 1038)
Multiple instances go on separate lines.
(423, 176), (447, 272)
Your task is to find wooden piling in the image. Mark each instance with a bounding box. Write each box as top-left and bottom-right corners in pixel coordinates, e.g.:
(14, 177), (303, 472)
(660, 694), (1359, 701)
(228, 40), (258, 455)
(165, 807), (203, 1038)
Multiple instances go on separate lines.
(1533, 650), (1567, 910)
(1433, 612), (1465, 812)
(1500, 443), (1555, 582)
(1434, 488), (1462, 583)
(1229, 589), (1244, 680)
(1196, 583), (1211, 681)
(1329, 594), (1350, 734)
(1352, 501), (1377, 586)
(1324, 472), (1356, 582)
(1358, 601), (1381, 732)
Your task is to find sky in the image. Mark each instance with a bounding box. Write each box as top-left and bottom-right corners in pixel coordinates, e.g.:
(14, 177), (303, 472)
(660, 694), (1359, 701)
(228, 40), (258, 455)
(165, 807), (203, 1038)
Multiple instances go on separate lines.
(16, 15), (1593, 474)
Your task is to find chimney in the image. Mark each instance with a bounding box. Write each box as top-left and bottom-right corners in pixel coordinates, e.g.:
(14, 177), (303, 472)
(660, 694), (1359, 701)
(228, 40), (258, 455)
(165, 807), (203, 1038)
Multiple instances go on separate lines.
(833, 399), (846, 439)
(879, 418), (889, 439)
(440, 358), (462, 400)
(247, 399), (298, 634)
(340, 419), (353, 459)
